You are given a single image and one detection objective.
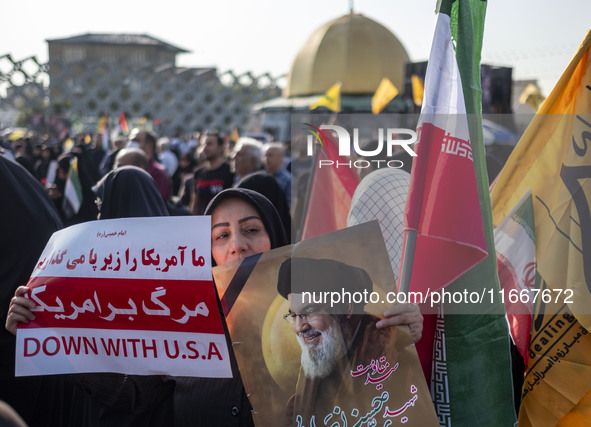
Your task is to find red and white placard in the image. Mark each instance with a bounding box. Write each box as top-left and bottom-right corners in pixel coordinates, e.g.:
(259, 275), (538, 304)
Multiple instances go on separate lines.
(16, 216), (232, 378)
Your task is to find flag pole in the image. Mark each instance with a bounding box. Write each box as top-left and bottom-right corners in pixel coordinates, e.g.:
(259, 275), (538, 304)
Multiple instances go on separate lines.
(398, 230), (417, 294)
(296, 141), (321, 242)
(327, 111), (338, 125)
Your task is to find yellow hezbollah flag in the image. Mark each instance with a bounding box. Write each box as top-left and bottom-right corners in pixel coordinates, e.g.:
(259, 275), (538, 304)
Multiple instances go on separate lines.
(63, 137), (74, 152)
(557, 390), (591, 427)
(371, 77), (398, 114)
(411, 74), (424, 106)
(97, 113), (107, 133)
(517, 280), (591, 426)
(491, 30), (591, 329)
(310, 83), (341, 113)
(519, 83), (546, 112)
(230, 128), (239, 142)
(491, 30), (591, 426)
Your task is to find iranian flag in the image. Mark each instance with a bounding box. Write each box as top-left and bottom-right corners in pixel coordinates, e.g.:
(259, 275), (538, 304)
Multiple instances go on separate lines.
(119, 112), (129, 135)
(400, 0), (516, 425)
(494, 191), (536, 363)
(62, 156), (83, 219)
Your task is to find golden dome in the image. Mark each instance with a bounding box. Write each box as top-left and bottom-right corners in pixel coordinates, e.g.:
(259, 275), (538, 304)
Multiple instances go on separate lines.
(284, 13), (410, 97)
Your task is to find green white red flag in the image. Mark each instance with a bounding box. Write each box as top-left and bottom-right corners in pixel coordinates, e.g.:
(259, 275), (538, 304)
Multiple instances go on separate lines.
(494, 191), (536, 362)
(62, 156), (83, 219)
(402, 9), (487, 293)
(119, 112), (129, 134)
(401, 0), (517, 425)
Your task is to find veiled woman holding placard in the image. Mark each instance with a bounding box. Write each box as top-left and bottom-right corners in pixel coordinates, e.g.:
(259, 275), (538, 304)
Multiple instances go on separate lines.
(6, 166), (173, 426)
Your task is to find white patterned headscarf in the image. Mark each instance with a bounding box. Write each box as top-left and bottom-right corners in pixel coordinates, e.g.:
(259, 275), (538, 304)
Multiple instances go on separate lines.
(347, 168), (410, 280)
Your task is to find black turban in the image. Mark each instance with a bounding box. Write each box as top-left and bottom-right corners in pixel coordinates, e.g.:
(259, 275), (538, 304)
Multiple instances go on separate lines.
(277, 257), (373, 300)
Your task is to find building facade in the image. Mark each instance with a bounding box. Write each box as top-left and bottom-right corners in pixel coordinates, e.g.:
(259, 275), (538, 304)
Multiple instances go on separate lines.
(42, 33), (281, 136)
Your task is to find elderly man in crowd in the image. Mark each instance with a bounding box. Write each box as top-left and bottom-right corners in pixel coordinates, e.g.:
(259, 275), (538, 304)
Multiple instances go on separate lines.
(231, 137), (263, 185)
(157, 137), (179, 178)
(263, 142), (292, 208)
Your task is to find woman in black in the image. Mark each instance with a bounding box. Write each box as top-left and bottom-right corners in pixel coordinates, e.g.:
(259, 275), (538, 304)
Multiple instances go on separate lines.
(172, 188), (288, 426)
(0, 155), (71, 427)
(6, 166), (173, 427)
(237, 172), (292, 243)
(92, 166), (170, 219)
(66, 166), (174, 426)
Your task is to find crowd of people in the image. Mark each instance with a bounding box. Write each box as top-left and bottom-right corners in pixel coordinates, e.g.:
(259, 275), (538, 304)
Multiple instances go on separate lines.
(0, 127), (425, 426)
(0, 128), (306, 234)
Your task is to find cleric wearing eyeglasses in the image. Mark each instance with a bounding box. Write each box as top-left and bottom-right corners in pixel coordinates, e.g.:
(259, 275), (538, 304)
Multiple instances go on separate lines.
(277, 257), (416, 426)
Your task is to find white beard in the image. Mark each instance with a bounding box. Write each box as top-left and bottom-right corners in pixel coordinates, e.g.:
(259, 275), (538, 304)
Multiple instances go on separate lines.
(297, 322), (347, 379)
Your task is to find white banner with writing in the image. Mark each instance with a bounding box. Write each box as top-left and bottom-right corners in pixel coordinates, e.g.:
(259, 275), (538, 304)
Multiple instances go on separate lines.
(16, 216), (232, 378)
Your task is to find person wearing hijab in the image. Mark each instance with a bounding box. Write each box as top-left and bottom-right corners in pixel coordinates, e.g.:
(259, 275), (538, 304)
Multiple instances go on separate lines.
(92, 166), (169, 219)
(110, 150), (191, 217)
(171, 188), (289, 426)
(206, 188), (289, 256)
(65, 166), (174, 426)
(7, 166), (173, 426)
(236, 171), (292, 243)
(0, 156), (73, 427)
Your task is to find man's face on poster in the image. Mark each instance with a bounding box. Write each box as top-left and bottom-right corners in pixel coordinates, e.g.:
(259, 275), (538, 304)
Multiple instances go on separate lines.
(287, 293), (350, 380)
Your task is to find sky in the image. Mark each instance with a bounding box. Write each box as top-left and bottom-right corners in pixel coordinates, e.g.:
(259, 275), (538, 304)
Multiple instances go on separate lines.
(2, 0), (590, 97)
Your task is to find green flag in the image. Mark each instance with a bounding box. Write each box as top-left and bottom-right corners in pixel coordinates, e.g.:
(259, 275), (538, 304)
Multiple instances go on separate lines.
(426, 0), (517, 425)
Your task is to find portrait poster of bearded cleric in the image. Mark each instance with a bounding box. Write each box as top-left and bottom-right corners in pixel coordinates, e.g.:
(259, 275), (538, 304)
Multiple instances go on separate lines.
(213, 221), (438, 426)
